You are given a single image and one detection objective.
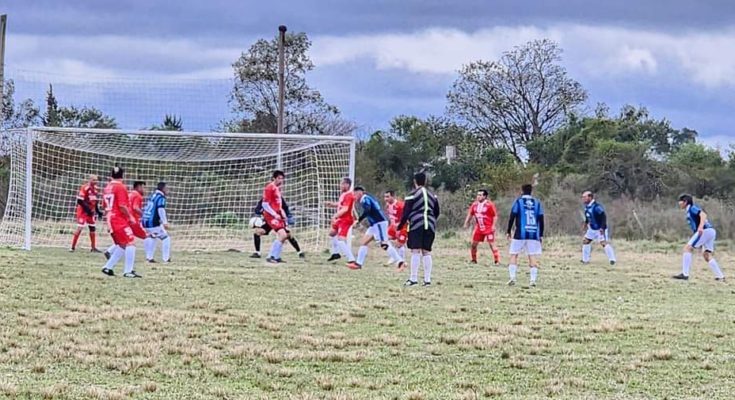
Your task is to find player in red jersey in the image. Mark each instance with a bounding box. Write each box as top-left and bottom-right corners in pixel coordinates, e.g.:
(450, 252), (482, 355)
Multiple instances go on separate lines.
(384, 190), (408, 266)
(100, 167), (141, 278)
(325, 177), (356, 264)
(464, 189), (500, 265)
(104, 181), (147, 260)
(262, 170), (290, 263)
(70, 174), (103, 252)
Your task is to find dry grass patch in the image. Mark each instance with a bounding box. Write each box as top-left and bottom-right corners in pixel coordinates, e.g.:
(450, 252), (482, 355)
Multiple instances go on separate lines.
(459, 333), (510, 350)
(85, 387), (127, 400)
(316, 375), (336, 391)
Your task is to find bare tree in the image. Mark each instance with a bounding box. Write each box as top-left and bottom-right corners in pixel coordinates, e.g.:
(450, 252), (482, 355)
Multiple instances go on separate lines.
(447, 39), (587, 161)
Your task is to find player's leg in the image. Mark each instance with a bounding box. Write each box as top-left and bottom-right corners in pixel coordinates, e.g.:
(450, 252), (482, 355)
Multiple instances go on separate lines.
(581, 238), (592, 264)
(334, 222), (355, 263)
(70, 218), (85, 251)
(88, 221), (100, 252)
(487, 232), (500, 265)
(267, 226), (288, 263)
(600, 240), (617, 266)
(701, 229), (724, 280)
(327, 227), (342, 261)
(404, 228), (422, 286)
(353, 231), (374, 269)
(160, 228), (171, 263)
(675, 233), (698, 279)
(382, 225), (404, 269)
(527, 240), (542, 286)
(508, 240), (523, 285)
(420, 230), (435, 286)
(144, 228), (158, 262)
(251, 226), (268, 258)
(104, 243), (118, 260)
(102, 232), (125, 275)
(284, 228), (304, 257)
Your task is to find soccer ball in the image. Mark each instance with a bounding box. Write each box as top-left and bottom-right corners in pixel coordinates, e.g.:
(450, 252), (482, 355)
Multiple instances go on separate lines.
(249, 216), (264, 229)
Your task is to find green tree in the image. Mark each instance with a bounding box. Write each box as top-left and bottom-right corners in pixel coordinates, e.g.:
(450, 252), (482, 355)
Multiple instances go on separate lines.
(151, 114), (183, 131)
(668, 143), (727, 198)
(41, 84), (117, 129)
(42, 84), (61, 127)
(1, 79), (41, 129)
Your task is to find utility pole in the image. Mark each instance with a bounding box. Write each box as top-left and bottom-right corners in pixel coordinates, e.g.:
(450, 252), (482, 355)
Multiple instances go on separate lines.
(0, 15), (7, 122)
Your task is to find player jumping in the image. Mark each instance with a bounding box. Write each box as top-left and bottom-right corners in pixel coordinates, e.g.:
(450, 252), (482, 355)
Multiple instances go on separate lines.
(464, 189), (500, 265)
(70, 174), (104, 253)
(325, 177), (357, 264)
(143, 182), (171, 263)
(101, 167), (140, 278)
(673, 194), (725, 281)
(580, 191), (616, 265)
(350, 186), (405, 270)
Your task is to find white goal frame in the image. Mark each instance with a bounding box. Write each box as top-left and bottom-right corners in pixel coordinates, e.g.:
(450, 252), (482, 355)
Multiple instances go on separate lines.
(0, 127), (356, 251)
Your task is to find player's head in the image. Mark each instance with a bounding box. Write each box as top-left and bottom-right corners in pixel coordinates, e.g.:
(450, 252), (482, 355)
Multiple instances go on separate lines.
(89, 174), (99, 187)
(272, 170), (285, 186)
(133, 181), (146, 194)
(353, 185), (365, 200)
(413, 172), (427, 188)
(521, 184), (533, 195)
(110, 166), (124, 180)
(384, 190), (396, 204)
(476, 189), (488, 202)
(582, 191), (594, 204)
(678, 193), (693, 209)
(157, 182), (168, 195)
(340, 177), (352, 192)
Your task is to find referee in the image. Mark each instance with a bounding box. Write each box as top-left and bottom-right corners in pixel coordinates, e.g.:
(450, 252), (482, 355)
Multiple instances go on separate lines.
(397, 172), (440, 287)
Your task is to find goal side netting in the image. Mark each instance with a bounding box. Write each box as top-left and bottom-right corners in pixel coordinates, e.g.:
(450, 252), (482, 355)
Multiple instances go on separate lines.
(0, 127), (355, 252)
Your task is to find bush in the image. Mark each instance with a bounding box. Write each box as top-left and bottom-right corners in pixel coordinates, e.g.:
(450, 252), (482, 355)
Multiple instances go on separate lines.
(211, 211), (241, 228)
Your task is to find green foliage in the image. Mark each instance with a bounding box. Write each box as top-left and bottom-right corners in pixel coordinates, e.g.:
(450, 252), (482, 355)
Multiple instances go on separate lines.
(211, 211), (241, 228)
(150, 114), (183, 131)
(42, 84), (118, 129)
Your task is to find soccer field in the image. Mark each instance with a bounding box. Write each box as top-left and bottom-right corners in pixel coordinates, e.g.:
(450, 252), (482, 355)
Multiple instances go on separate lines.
(1, 237), (734, 399)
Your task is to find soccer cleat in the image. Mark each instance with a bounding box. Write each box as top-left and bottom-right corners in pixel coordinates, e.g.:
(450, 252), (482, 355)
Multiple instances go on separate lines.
(494, 260), (501, 266)
(422, 281), (431, 287)
(470, 260), (477, 264)
(249, 252), (261, 259)
(507, 279), (516, 286)
(162, 259), (171, 264)
(298, 252), (306, 259)
(396, 261), (406, 272)
(101, 268), (114, 276)
(529, 280), (537, 287)
(346, 262), (361, 270)
(69, 248), (75, 253)
(103, 251), (111, 260)
(90, 248), (102, 253)
(327, 254), (341, 262)
(275, 258), (286, 264)
(403, 280), (418, 287)
(610, 260), (616, 266)
(672, 273), (689, 280)
(123, 271), (142, 278)
(715, 277), (726, 282)
(266, 256), (279, 264)
(147, 259), (157, 263)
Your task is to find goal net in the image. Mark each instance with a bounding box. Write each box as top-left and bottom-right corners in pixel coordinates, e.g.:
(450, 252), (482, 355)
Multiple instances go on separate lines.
(0, 127), (355, 252)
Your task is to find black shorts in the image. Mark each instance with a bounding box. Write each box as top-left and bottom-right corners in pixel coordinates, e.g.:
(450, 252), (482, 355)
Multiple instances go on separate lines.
(407, 227), (435, 251)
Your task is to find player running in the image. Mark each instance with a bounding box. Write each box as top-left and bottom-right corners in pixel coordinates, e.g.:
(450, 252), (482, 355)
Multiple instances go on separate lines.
(506, 184), (544, 287)
(384, 190), (407, 265)
(70, 174), (104, 253)
(463, 189), (500, 265)
(398, 172), (440, 287)
(580, 191), (616, 265)
(325, 177), (356, 264)
(143, 182), (171, 263)
(350, 186), (405, 270)
(250, 196), (304, 259)
(673, 194), (725, 281)
(261, 170), (290, 264)
(104, 181), (147, 260)
(100, 167), (140, 278)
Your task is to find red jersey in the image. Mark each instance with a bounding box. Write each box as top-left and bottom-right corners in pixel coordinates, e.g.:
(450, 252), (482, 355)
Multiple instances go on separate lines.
(75, 183), (99, 215)
(263, 182), (283, 216)
(129, 190), (143, 222)
(336, 191), (355, 223)
(385, 199), (404, 226)
(469, 200), (497, 233)
(103, 180), (131, 231)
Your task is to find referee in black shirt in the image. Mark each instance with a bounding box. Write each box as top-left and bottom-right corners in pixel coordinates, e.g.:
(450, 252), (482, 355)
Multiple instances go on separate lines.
(397, 172), (440, 287)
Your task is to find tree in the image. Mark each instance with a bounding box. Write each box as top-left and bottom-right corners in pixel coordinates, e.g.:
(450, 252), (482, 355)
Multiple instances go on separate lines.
(1, 79), (41, 130)
(42, 84), (117, 129)
(228, 32), (354, 136)
(43, 84), (61, 127)
(151, 114), (183, 131)
(447, 39), (587, 161)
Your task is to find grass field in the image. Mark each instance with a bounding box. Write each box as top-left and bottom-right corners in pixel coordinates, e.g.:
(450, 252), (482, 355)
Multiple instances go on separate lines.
(1, 236), (734, 399)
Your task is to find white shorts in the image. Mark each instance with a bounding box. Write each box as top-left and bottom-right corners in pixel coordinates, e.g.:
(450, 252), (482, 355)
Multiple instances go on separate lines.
(687, 228), (716, 252)
(145, 226), (169, 240)
(509, 239), (542, 256)
(584, 228), (610, 242)
(366, 221), (390, 243)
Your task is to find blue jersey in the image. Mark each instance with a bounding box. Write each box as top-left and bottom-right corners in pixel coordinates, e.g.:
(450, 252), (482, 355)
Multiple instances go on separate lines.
(357, 194), (387, 226)
(508, 195), (545, 240)
(142, 191), (167, 228)
(584, 201), (607, 230)
(686, 204), (713, 233)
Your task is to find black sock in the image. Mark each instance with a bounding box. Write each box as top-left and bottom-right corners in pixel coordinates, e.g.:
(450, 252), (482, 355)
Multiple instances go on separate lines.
(289, 237), (301, 253)
(253, 234), (261, 252)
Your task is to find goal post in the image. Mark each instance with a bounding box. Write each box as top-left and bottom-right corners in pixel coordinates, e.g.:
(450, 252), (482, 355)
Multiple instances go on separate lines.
(0, 127), (356, 252)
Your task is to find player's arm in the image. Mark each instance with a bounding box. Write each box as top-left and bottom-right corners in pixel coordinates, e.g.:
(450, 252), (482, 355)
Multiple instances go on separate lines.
(158, 200), (169, 228)
(596, 206), (607, 232)
(325, 201), (338, 208)
(433, 194), (440, 219)
(463, 206), (473, 229)
(397, 196), (414, 231)
(506, 201), (518, 239)
(356, 199), (370, 225)
(697, 210), (708, 233)
(77, 195), (94, 216)
(538, 204), (545, 242)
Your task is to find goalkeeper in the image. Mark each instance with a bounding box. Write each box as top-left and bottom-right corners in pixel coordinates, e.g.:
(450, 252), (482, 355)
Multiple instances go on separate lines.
(250, 197), (304, 259)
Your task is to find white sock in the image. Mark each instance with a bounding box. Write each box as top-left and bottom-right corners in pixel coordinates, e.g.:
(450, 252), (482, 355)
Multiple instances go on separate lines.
(357, 245), (369, 266)
(124, 245), (136, 274)
(338, 240), (355, 262)
(331, 237), (340, 255)
(162, 237), (171, 262)
(144, 237), (156, 260)
(708, 258), (725, 279)
(410, 252), (420, 282)
(423, 255), (433, 283)
(104, 246), (125, 269)
(387, 244), (402, 263)
(604, 245), (616, 262)
(106, 244), (117, 254)
(399, 246), (406, 259)
(682, 252), (692, 276)
(509, 264), (518, 281)
(530, 266), (538, 282)
(269, 240), (283, 259)
(582, 244), (591, 262)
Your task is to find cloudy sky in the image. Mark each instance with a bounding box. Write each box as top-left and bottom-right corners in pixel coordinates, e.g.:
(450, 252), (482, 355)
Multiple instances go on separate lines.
(3, 0), (735, 147)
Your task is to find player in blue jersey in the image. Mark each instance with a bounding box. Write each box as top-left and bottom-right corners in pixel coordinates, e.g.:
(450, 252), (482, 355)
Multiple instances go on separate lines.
(673, 194), (725, 281)
(506, 184), (544, 287)
(581, 191), (617, 266)
(350, 186), (405, 271)
(142, 182), (171, 263)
